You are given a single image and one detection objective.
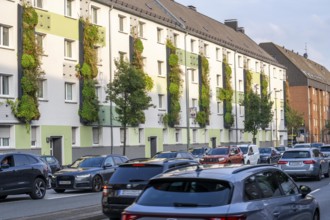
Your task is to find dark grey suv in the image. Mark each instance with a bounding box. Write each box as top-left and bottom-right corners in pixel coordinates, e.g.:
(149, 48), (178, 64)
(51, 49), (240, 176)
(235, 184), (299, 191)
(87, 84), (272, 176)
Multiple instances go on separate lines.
(123, 164), (319, 220)
(0, 152), (48, 200)
(102, 158), (198, 220)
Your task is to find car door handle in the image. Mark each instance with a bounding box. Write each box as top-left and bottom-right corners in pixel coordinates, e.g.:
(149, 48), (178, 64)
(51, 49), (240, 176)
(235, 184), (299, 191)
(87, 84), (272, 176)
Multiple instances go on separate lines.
(273, 211), (280, 217)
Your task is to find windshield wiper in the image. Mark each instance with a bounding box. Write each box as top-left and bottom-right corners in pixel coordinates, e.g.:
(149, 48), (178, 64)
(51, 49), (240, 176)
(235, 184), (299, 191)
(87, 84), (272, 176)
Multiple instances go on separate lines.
(173, 202), (211, 207)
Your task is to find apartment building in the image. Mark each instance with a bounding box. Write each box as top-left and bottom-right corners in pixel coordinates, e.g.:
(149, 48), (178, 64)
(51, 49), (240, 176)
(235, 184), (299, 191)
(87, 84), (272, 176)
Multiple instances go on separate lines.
(0, 0), (286, 163)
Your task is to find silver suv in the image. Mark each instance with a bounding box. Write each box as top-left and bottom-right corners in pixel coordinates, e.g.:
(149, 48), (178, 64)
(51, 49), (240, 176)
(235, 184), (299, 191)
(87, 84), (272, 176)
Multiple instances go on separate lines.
(123, 164), (319, 220)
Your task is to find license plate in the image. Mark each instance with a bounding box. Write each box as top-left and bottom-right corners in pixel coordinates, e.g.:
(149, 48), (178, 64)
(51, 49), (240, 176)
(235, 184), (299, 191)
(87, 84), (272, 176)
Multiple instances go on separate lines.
(59, 181), (71, 185)
(290, 162), (302, 166)
(120, 190), (142, 196)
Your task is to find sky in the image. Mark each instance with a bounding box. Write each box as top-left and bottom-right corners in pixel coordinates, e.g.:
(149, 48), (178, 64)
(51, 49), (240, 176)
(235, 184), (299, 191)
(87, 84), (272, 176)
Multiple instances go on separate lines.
(175, 0), (330, 70)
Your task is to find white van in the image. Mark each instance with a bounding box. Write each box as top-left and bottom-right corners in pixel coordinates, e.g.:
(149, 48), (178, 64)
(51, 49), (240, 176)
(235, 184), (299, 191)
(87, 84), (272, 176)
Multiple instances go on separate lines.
(238, 144), (260, 165)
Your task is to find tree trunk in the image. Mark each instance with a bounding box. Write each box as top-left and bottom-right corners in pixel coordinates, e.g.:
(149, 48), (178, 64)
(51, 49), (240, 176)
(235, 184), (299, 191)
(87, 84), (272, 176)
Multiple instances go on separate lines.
(123, 124), (126, 156)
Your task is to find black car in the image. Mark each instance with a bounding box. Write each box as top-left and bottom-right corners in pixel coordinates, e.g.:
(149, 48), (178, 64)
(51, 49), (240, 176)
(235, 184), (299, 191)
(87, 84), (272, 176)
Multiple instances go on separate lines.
(152, 151), (195, 160)
(102, 158), (198, 220)
(51, 155), (128, 193)
(259, 147), (281, 164)
(39, 155), (62, 173)
(0, 152), (48, 200)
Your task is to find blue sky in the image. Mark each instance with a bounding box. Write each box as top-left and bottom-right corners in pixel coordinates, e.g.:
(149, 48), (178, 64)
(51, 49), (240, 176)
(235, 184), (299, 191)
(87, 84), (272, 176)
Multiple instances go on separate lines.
(176, 0), (330, 70)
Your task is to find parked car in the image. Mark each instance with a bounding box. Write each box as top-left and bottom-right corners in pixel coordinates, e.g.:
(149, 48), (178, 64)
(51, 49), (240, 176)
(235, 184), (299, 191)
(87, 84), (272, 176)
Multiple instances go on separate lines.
(275, 146), (289, 155)
(190, 147), (210, 162)
(200, 146), (244, 164)
(123, 164), (319, 220)
(37, 156), (53, 189)
(152, 151), (194, 160)
(259, 147), (281, 164)
(39, 155), (62, 173)
(320, 145), (330, 156)
(293, 143), (312, 148)
(238, 144), (260, 164)
(311, 142), (324, 149)
(278, 148), (330, 181)
(51, 154), (128, 193)
(102, 158), (198, 220)
(0, 152), (48, 200)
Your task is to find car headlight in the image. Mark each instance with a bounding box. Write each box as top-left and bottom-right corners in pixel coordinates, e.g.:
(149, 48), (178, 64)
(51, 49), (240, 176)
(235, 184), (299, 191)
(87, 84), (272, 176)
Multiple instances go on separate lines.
(218, 158), (225, 162)
(75, 174), (91, 181)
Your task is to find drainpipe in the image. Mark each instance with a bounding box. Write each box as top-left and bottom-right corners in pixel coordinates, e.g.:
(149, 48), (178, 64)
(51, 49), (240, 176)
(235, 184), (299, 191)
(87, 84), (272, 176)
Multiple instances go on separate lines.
(185, 32), (190, 150)
(234, 51), (238, 144)
(307, 80), (311, 143)
(268, 63), (273, 146)
(108, 5), (114, 153)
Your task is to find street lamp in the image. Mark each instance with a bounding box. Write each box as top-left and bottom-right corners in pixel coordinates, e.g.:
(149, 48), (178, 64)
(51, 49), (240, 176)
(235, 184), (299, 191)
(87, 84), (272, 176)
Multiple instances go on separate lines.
(274, 89), (282, 146)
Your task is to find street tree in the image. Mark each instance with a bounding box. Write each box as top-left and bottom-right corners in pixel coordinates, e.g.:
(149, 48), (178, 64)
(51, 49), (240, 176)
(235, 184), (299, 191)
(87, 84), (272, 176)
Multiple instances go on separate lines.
(106, 60), (153, 155)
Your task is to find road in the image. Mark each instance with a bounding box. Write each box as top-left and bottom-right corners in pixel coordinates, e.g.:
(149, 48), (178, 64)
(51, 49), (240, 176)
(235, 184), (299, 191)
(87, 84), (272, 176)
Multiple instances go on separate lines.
(1, 177), (330, 220)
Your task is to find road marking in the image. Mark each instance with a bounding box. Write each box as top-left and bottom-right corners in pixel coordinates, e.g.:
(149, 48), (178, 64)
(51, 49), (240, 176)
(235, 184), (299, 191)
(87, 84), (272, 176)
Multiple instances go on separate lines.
(46, 193), (94, 200)
(310, 189), (320, 194)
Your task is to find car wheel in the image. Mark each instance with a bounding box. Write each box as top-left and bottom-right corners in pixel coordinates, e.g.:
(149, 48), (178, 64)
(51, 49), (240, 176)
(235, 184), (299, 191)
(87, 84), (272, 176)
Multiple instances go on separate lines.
(92, 175), (103, 192)
(313, 210), (320, 220)
(325, 167), (330, 178)
(54, 189), (66, 193)
(29, 178), (47, 200)
(247, 160), (250, 164)
(315, 168), (322, 181)
(0, 195), (7, 200)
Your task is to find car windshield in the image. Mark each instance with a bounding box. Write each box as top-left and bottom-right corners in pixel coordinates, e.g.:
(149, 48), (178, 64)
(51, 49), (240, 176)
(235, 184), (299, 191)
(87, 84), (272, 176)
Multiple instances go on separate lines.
(136, 179), (231, 207)
(70, 157), (104, 168)
(239, 147), (248, 154)
(259, 148), (271, 154)
(282, 151), (311, 159)
(191, 149), (205, 155)
(320, 147), (330, 152)
(311, 143), (323, 148)
(153, 153), (178, 159)
(41, 156), (57, 164)
(275, 147), (285, 152)
(294, 144), (310, 148)
(110, 165), (164, 183)
(208, 148), (228, 155)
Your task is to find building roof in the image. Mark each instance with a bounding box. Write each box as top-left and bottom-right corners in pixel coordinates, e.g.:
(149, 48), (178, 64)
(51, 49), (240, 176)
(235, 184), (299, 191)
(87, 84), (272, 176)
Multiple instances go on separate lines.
(95, 0), (281, 67)
(260, 42), (330, 86)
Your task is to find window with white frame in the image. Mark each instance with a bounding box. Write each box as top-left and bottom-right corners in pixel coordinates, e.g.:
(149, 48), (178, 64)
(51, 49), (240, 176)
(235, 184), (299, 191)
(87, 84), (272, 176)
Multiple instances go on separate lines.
(157, 27), (163, 43)
(226, 51), (231, 63)
(37, 79), (46, 99)
(92, 127), (100, 144)
(173, 33), (178, 47)
(95, 85), (101, 101)
(175, 129), (181, 143)
(35, 33), (45, 53)
(64, 39), (74, 58)
(255, 61), (259, 73)
(157, 61), (163, 76)
(273, 68), (277, 78)
(65, 82), (75, 101)
(118, 15), (126, 32)
(158, 94), (164, 109)
(0, 74), (9, 95)
(0, 25), (10, 47)
(34, 0), (43, 9)
(217, 102), (222, 114)
(239, 80), (243, 91)
(216, 48), (221, 61)
(216, 74), (221, 87)
(192, 98), (197, 108)
(31, 126), (38, 147)
(65, 0), (73, 17)
(190, 39), (195, 53)
(0, 126), (10, 147)
(190, 69), (197, 83)
(138, 21), (145, 38)
(72, 127), (77, 145)
(203, 44), (208, 56)
(91, 6), (98, 24)
(246, 59), (251, 69)
(238, 55), (243, 68)
(138, 128), (143, 144)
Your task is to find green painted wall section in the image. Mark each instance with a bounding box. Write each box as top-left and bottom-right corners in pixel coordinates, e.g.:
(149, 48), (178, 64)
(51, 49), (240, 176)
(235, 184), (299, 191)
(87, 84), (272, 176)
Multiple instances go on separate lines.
(80, 126), (92, 147)
(144, 128), (163, 157)
(15, 125), (30, 149)
(41, 125), (72, 165)
(176, 49), (199, 69)
(35, 9), (79, 40)
(221, 129), (230, 143)
(208, 129), (220, 146)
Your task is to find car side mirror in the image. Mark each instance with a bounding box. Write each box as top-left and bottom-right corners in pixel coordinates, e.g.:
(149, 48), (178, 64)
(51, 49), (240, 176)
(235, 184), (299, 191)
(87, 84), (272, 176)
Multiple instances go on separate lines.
(299, 185), (311, 197)
(248, 152), (254, 156)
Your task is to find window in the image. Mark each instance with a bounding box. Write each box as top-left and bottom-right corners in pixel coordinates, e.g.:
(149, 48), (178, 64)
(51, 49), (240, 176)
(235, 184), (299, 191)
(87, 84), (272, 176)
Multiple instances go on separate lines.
(255, 61), (259, 72)
(226, 51), (231, 64)
(35, 33), (45, 53)
(95, 85), (101, 101)
(203, 44), (208, 56)
(190, 39), (195, 53)
(65, 82), (74, 101)
(0, 74), (9, 95)
(91, 6), (98, 24)
(157, 28), (163, 43)
(0, 126), (10, 147)
(139, 21), (145, 38)
(239, 80), (243, 91)
(37, 79), (46, 99)
(190, 69), (196, 83)
(173, 33), (178, 47)
(276, 171), (299, 196)
(72, 127), (77, 145)
(216, 74), (221, 87)
(175, 129), (181, 143)
(64, 39), (74, 58)
(0, 25), (10, 47)
(192, 98), (197, 108)
(216, 48), (220, 60)
(192, 129), (197, 143)
(92, 127), (100, 144)
(246, 59), (251, 69)
(34, 0), (43, 8)
(139, 128), (143, 144)
(217, 102), (222, 114)
(158, 94), (164, 109)
(158, 61), (163, 76)
(238, 55), (243, 68)
(118, 15), (126, 32)
(65, 0), (73, 17)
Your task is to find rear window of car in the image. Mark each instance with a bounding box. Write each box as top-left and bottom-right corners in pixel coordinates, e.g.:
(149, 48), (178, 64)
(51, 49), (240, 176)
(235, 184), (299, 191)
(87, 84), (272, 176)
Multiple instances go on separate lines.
(240, 147), (248, 154)
(110, 165), (164, 183)
(153, 153), (177, 158)
(259, 148), (271, 153)
(282, 151), (311, 159)
(136, 179), (231, 207)
(321, 147), (330, 152)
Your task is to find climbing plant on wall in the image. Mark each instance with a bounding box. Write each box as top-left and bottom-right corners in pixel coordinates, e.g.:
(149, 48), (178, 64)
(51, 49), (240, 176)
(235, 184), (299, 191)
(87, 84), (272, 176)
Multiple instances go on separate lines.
(260, 71), (273, 129)
(218, 58), (234, 129)
(163, 39), (182, 127)
(8, 4), (41, 128)
(76, 18), (100, 124)
(196, 55), (211, 127)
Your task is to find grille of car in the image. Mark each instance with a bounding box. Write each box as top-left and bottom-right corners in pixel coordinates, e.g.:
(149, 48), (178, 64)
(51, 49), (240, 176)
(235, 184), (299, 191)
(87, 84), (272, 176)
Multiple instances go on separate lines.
(57, 175), (75, 188)
(204, 158), (219, 162)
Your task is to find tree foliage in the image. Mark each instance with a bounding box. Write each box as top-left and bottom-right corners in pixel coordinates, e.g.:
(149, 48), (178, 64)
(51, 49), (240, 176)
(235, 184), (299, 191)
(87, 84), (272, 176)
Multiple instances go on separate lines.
(106, 60), (153, 155)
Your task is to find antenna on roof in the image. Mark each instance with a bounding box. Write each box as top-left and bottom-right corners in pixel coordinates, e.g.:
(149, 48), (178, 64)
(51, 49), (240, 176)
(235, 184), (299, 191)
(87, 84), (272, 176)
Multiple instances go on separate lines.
(303, 43), (308, 59)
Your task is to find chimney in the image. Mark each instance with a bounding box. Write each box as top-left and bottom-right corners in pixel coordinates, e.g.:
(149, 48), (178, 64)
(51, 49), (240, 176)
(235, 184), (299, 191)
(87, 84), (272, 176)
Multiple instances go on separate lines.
(224, 19), (238, 31)
(188, 5), (196, 11)
(237, 27), (245, 34)
(303, 53), (308, 59)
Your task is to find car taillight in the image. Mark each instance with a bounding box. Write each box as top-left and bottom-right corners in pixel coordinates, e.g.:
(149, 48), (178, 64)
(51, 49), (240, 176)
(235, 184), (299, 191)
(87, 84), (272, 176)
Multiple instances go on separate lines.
(122, 213), (139, 220)
(132, 164), (145, 167)
(277, 160), (288, 165)
(303, 160), (316, 164)
(102, 185), (110, 196)
(210, 215), (246, 220)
